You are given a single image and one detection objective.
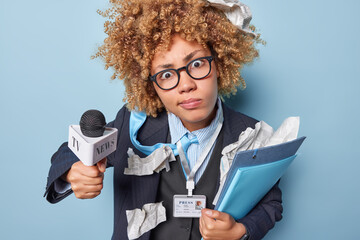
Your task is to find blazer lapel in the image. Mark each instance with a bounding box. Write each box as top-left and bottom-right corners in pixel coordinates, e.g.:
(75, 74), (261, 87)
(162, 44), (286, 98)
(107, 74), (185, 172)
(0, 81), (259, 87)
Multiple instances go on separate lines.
(137, 110), (169, 147)
(129, 110), (169, 210)
(222, 103), (246, 148)
(221, 102), (258, 149)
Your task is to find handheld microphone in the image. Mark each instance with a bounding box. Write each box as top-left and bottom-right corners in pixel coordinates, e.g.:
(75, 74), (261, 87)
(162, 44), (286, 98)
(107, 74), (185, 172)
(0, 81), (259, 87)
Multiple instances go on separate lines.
(68, 110), (118, 166)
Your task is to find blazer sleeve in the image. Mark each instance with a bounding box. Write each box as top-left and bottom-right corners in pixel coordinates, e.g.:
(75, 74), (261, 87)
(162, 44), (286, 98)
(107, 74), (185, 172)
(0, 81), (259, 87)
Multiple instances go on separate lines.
(44, 142), (79, 203)
(44, 105), (128, 203)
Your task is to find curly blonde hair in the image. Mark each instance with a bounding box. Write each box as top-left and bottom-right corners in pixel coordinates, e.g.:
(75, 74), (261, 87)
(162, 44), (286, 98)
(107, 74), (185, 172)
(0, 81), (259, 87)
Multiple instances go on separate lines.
(93, 0), (261, 116)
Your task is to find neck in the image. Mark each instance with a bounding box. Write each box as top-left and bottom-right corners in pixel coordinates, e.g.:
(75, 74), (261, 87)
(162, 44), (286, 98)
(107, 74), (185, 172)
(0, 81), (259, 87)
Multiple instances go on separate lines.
(181, 105), (218, 132)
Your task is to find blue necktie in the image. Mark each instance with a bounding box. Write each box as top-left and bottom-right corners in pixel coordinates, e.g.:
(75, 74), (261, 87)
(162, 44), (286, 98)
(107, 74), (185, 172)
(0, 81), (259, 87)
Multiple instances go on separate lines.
(129, 111), (198, 157)
(180, 133), (199, 167)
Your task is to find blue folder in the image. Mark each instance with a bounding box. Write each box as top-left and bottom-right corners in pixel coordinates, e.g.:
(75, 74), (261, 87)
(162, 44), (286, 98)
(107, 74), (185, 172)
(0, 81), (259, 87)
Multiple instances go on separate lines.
(214, 136), (306, 220)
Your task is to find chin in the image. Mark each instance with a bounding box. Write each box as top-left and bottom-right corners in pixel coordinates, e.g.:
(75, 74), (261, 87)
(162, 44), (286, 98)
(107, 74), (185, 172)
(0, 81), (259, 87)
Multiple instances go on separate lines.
(181, 110), (215, 129)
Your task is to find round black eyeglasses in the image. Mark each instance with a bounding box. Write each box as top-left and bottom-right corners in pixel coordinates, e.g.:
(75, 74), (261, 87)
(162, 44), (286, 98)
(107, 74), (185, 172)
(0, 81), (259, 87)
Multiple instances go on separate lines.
(150, 56), (214, 90)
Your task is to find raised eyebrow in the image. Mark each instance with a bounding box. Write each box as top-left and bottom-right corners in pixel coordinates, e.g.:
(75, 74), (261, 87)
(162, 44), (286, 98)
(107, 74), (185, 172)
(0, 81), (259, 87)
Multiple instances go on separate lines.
(183, 49), (203, 63)
(154, 49), (206, 72)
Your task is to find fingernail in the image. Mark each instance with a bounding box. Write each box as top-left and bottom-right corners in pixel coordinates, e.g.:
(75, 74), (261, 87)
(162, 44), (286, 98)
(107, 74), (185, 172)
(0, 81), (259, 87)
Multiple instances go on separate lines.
(205, 210), (212, 216)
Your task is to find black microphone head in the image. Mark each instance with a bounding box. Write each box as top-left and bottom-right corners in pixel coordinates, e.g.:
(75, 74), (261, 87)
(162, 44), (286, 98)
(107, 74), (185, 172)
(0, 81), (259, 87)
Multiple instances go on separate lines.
(80, 110), (106, 138)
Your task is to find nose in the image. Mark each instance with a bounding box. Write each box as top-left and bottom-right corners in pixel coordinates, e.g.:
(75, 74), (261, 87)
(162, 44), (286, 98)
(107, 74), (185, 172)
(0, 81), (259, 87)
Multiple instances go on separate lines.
(177, 70), (197, 93)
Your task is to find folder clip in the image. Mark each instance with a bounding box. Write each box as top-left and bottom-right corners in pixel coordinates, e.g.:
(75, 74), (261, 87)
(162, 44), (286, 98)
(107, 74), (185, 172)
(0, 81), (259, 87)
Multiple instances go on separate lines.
(252, 149), (258, 159)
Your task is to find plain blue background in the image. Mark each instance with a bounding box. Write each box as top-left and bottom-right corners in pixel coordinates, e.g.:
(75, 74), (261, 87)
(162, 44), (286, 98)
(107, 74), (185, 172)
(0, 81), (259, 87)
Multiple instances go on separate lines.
(1, 0), (359, 239)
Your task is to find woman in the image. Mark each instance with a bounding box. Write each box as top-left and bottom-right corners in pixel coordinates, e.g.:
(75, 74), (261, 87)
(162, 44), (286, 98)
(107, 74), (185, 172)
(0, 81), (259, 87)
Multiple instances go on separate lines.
(45, 1), (282, 239)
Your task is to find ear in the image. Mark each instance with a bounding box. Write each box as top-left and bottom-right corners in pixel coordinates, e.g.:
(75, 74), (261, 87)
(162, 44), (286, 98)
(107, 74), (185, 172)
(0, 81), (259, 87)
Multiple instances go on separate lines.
(151, 81), (160, 94)
(214, 62), (220, 82)
(214, 62), (220, 79)
(208, 45), (219, 79)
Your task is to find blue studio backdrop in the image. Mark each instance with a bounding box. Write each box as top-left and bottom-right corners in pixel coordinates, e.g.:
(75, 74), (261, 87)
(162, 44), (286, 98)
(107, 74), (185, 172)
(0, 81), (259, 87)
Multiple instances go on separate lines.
(1, 0), (359, 239)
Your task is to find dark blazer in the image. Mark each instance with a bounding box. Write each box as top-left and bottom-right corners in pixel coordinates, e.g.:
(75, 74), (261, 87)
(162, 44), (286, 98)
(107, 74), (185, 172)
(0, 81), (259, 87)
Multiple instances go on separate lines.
(45, 103), (283, 240)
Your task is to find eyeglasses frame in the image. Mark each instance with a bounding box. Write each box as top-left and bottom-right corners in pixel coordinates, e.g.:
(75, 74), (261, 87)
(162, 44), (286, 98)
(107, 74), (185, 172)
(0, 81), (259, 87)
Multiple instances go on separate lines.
(149, 56), (214, 90)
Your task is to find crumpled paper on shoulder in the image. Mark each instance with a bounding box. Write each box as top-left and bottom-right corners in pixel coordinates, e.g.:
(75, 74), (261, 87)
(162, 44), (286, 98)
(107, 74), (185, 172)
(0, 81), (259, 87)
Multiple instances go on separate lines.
(126, 202), (166, 240)
(124, 146), (176, 176)
(213, 117), (300, 205)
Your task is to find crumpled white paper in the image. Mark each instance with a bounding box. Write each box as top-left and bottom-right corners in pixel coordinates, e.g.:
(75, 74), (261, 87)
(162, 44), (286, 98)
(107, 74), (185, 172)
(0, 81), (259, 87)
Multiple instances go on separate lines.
(126, 202), (166, 240)
(206, 0), (256, 37)
(124, 146), (176, 176)
(213, 117), (300, 205)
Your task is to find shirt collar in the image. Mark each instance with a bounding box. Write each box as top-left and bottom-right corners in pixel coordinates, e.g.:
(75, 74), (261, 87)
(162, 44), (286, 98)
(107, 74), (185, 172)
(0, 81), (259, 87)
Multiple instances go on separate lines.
(168, 98), (223, 145)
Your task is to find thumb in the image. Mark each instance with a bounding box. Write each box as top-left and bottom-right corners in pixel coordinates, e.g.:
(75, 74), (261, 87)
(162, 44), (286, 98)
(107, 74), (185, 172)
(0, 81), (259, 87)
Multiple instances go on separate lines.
(201, 209), (227, 221)
(97, 158), (107, 173)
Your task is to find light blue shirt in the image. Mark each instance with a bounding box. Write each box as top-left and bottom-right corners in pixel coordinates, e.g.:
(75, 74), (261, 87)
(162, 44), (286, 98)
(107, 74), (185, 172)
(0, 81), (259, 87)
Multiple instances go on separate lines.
(168, 98), (223, 183)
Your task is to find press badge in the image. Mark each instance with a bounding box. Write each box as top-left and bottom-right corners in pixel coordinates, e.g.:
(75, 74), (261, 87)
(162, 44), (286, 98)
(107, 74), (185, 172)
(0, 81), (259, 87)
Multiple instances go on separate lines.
(173, 195), (206, 218)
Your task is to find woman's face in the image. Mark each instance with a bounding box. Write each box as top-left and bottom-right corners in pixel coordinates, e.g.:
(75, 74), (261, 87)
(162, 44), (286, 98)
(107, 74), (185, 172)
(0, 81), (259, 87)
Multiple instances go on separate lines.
(151, 34), (219, 131)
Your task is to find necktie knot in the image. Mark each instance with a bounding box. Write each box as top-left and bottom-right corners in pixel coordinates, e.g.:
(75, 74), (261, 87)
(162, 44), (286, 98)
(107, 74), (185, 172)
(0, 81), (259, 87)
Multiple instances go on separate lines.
(180, 133), (199, 154)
